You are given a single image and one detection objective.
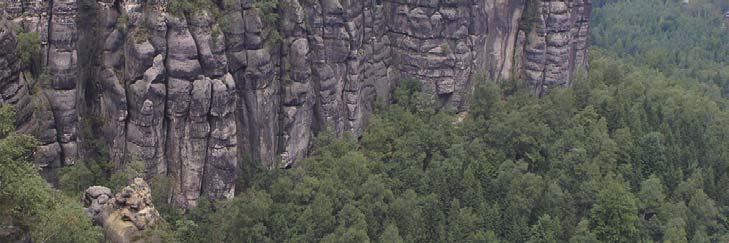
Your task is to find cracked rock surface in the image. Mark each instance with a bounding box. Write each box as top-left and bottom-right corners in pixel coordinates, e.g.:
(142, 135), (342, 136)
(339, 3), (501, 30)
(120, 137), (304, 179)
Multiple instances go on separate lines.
(0, 0), (590, 206)
(82, 178), (163, 243)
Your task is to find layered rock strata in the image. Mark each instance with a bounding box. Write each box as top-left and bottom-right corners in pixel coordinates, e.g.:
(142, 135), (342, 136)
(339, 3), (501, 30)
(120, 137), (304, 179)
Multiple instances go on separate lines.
(0, 0), (591, 206)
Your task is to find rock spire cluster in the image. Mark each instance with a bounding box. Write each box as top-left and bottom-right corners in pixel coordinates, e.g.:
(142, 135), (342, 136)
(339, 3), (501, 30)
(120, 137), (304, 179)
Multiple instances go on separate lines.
(0, 0), (591, 206)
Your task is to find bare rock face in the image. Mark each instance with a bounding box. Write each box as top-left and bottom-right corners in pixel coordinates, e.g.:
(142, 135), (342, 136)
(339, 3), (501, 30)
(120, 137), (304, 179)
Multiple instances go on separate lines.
(1, 0), (591, 206)
(0, 11), (64, 182)
(518, 0), (592, 96)
(83, 185), (114, 223)
(82, 178), (162, 243)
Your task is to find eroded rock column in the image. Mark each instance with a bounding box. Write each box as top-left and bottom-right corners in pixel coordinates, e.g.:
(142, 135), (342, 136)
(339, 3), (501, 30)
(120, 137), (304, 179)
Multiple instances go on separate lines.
(0, 0), (592, 206)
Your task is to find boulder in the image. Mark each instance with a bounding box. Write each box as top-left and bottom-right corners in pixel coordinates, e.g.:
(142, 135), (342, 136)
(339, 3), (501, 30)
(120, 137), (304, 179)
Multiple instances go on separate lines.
(82, 178), (163, 243)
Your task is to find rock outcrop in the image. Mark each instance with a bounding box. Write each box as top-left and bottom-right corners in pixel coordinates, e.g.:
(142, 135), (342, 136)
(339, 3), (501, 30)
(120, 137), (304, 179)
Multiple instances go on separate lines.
(82, 178), (163, 243)
(0, 7), (65, 182)
(0, 0), (591, 206)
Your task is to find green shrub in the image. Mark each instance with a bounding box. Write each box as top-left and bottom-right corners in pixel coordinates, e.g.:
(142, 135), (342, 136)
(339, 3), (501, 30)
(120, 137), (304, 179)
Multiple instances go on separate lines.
(58, 163), (96, 196)
(109, 159), (146, 191)
(133, 27), (149, 44)
(116, 13), (129, 32)
(252, 0), (283, 48)
(0, 105), (15, 138)
(253, 0), (280, 26)
(17, 32), (40, 67)
(0, 108), (101, 242)
(38, 69), (52, 88)
(168, 0), (217, 16)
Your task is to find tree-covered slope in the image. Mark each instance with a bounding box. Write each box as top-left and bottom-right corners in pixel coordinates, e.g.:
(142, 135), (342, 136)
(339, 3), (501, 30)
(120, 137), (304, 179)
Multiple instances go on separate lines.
(161, 1), (729, 242)
(591, 0), (729, 93)
(0, 105), (101, 242)
(7, 0), (729, 242)
(172, 47), (729, 241)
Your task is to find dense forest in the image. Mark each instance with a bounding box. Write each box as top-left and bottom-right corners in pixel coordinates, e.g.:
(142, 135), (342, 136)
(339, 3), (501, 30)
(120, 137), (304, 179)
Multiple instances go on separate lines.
(4, 0), (729, 242)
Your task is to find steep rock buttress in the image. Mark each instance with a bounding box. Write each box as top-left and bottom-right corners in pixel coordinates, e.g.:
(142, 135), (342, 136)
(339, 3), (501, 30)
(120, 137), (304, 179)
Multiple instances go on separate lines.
(0, 0), (591, 207)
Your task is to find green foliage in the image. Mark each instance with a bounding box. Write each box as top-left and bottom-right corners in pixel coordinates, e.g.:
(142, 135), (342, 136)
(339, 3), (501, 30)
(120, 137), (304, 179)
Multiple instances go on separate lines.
(151, 175), (180, 222)
(569, 220), (599, 243)
(527, 214), (560, 243)
(0, 107), (101, 242)
(58, 163), (96, 196)
(16, 32), (40, 67)
(109, 159), (146, 192)
(250, 0), (283, 47)
(589, 180), (639, 242)
(172, 198), (214, 243)
(116, 13), (129, 32)
(166, 37), (729, 240)
(591, 0), (729, 95)
(0, 133), (47, 221)
(58, 114), (114, 196)
(267, 29), (283, 47)
(168, 0), (217, 16)
(470, 80), (502, 120)
(253, 0), (280, 27)
(167, 26), (729, 240)
(0, 105), (15, 137)
(133, 26), (149, 44)
(30, 1), (729, 242)
(209, 189), (274, 242)
(124, 219), (175, 243)
(174, 219), (204, 243)
(31, 195), (102, 243)
(662, 217), (688, 243)
(392, 77), (438, 114)
(38, 69), (52, 88)
(379, 223), (404, 243)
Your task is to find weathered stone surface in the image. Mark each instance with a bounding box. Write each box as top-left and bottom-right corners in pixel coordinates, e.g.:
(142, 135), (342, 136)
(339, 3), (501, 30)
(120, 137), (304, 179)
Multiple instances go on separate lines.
(519, 0), (592, 96)
(82, 178), (162, 243)
(46, 0), (80, 167)
(0, 0), (591, 206)
(83, 185), (114, 223)
(0, 15), (63, 180)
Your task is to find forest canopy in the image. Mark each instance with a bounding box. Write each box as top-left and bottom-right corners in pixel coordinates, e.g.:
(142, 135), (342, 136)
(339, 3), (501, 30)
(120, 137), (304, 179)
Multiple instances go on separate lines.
(165, 0), (729, 242)
(5, 0), (729, 242)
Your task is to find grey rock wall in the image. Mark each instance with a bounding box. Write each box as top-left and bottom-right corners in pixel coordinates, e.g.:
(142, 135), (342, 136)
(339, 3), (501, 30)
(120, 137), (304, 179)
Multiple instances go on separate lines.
(0, 0), (590, 207)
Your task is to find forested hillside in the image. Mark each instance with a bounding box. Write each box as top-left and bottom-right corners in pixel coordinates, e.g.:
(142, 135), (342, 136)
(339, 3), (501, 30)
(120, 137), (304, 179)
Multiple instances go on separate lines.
(592, 0), (729, 93)
(157, 1), (729, 242)
(4, 0), (729, 242)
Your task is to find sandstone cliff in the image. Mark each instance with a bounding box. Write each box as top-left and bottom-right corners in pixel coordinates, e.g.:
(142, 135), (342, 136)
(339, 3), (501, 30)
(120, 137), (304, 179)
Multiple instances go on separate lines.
(0, 0), (591, 207)
(83, 178), (164, 243)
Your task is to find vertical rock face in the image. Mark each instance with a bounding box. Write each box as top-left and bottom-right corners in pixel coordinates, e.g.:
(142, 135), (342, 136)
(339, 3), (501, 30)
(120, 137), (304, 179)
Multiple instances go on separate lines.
(48, 0), (81, 167)
(519, 0), (591, 96)
(0, 0), (591, 206)
(0, 5), (64, 181)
